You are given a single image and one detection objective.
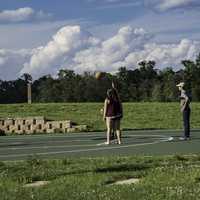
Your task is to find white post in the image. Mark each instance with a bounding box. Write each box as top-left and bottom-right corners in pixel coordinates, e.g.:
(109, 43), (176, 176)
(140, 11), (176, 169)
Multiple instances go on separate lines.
(27, 82), (32, 104)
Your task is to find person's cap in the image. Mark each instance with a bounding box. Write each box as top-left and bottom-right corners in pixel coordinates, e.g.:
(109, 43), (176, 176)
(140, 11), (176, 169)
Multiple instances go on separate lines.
(176, 82), (185, 87)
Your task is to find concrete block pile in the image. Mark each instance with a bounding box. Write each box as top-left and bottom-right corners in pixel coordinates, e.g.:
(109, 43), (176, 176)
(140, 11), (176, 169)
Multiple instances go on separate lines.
(0, 116), (81, 134)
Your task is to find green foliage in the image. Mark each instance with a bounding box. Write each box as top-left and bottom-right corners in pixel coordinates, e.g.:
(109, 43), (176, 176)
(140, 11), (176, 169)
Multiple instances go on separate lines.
(1, 54), (200, 103)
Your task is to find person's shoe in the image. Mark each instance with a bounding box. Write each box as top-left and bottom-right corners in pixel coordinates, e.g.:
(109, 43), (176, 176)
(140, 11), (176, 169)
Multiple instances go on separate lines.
(111, 139), (118, 144)
(118, 141), (122, 145)
(168, 137), (174, 141)
(179, 137), (187, 141)
(179, 137), (191, 141)
(104, 141), (110, 145)
(96, 141), (110, 146)
(186, 137), (191, 141)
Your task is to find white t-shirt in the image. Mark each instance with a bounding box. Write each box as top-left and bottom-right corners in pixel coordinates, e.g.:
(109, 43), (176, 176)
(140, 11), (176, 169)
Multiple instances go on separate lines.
(180, 90), (187, 99)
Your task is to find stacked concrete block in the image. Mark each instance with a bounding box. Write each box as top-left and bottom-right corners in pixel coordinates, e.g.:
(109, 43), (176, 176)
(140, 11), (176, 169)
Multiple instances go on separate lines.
(0, 116), (86, 135)
(0, 117), (43, 134)
(0, 119), (4, 126)
(0, 118), (13, 134)
(8, 125), (17, 134)
(45, 120), (71, 133)
(4, 118), (15, 126)
(24, 117), (35, 125)
(0, 119), (5, 134)
(35, 116), (45, 125)
(4, 119), (14, 133)
(67, 125), (88, 133)
(45, 121), (55, 133)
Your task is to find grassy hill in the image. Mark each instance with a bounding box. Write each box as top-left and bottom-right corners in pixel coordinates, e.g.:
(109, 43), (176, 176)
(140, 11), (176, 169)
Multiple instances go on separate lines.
(0, 102), (200, 131)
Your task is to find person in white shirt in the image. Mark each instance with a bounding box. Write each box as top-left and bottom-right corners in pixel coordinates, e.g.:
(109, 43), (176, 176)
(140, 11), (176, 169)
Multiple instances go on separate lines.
(176, 82), (191, 140)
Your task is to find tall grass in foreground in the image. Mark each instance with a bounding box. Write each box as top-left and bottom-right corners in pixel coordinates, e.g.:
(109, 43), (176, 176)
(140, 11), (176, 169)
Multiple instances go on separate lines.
(1, 155), (200, 200)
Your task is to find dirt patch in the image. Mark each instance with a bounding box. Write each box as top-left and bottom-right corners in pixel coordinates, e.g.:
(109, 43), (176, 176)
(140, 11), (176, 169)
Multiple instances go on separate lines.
(113, 178), (140, 185)
(24, 181), (50, 188)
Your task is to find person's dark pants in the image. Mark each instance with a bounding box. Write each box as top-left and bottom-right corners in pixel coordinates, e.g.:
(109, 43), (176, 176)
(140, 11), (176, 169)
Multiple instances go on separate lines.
(110, 130), (115, 140)
(183, 108), (190, 138)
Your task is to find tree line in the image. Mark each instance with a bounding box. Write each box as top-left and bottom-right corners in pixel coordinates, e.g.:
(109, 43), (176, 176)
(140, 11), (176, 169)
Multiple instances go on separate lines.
(0, 54), (200, 103)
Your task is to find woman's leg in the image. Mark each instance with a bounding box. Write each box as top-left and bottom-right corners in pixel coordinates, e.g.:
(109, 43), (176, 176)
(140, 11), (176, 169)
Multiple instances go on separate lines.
(114, 119), (121, 144)
(106, 117), (112, 144)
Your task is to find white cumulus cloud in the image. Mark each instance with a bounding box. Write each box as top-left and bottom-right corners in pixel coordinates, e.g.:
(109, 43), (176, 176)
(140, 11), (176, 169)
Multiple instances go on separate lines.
(20, 25), (200, 79)
(159, 0), (195, 11)
(125, 39), (200, 69)
(0, 49), (33, 80)
(20, 25), (100, 78)
(1, 25), (200, 80)
(145, 0), (200, 11)
(72, 26), (153, 72)
(0, 7), (51, 23)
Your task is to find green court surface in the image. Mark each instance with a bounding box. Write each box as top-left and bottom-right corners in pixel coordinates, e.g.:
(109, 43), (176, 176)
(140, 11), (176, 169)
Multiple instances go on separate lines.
(0, 129), (200, 161)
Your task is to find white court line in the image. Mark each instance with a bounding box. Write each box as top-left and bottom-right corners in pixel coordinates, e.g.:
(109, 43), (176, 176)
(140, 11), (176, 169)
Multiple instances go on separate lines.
(0, 140), (167, 158)
(1, 140), (163, 150)
(0, 129), (184, 140)
(0, 137), (170, 159)
(0, 134), (168, 142)
(0, 134), (168, 150)
(5, 144), (98, 150)
(0, 135), (100, 140)
(0, 139), (93, 146)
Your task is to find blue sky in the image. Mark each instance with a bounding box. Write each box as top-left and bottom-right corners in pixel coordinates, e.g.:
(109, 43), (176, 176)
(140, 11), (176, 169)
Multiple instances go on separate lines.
(0, 0), (143, 23)
(0, 0), (200, 80)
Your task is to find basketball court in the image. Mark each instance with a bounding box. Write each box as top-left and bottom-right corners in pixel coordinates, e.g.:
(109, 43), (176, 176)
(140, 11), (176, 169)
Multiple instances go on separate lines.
(0, 129), (200, 161)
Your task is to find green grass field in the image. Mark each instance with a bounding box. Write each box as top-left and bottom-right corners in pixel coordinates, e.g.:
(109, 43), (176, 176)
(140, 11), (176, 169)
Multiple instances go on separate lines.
(0, 102), (200, 131)
(1, 155), (200, 200)
(1, 103), (200, 199)
(0, 103), (200, 131)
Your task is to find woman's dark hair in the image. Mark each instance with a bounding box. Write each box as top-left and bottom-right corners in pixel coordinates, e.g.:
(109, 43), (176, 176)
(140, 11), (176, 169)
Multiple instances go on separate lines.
(107, 88), (120, 102)
(107, 89), (114, 100)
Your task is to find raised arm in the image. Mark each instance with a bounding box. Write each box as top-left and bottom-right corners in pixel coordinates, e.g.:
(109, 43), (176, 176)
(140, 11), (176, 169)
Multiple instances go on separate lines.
(103, 99), (108, 121)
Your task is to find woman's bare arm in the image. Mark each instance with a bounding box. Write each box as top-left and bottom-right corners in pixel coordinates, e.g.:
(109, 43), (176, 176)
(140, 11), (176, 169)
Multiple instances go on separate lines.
(103, 99), (108, 120)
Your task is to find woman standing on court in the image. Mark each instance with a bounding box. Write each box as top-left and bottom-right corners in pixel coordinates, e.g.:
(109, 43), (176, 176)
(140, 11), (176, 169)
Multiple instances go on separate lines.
(103, 83), (123, 145)
(176, 82), (191, 140)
